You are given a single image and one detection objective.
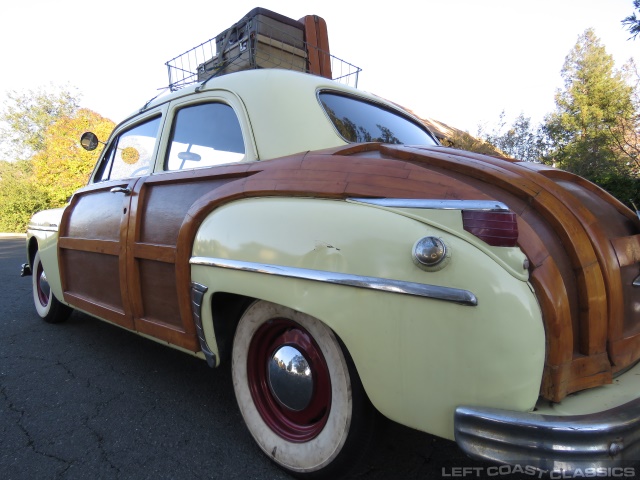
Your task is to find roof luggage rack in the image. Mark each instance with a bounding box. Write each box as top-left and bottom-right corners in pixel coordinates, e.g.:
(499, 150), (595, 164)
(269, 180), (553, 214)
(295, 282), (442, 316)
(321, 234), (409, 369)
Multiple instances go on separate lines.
(165, 8), (361, 91)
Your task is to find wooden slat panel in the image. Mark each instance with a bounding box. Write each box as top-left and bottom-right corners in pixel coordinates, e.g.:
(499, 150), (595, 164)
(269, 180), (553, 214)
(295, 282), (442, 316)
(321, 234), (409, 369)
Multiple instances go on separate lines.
(135, 318), (200, 351)
(139, 178), (239, 246)
(132, 243), (176, 263)
(64, 188), (126, 241)
(611, 235), (640, 267)
(138, 259), (182, 329)
(58, 237), (120, 256)
(63, 292), (131, 328)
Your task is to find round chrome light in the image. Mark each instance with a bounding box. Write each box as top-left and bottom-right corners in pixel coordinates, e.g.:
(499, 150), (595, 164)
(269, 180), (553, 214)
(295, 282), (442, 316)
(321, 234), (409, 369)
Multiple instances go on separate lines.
(268, 345), (314, 411)
(413, 236), (447, 267)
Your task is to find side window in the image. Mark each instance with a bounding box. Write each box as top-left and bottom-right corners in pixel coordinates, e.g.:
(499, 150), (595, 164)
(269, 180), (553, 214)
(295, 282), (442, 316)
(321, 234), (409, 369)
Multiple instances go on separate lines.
(94, 117), (161, 182)
(319, 92), (438, 146)
(165, 103), (245, 171)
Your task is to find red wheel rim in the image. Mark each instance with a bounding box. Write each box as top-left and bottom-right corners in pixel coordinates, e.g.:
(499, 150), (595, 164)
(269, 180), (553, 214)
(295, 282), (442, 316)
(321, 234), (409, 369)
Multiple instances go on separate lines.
(35, 261), (49, 307)
(247, 318), (331, 442)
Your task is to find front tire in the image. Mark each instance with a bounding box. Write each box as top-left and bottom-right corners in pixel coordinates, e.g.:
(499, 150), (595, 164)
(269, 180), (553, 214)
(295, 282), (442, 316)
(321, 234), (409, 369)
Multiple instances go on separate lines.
(32, 250), (72, 324)
(231, 300), (376, 478)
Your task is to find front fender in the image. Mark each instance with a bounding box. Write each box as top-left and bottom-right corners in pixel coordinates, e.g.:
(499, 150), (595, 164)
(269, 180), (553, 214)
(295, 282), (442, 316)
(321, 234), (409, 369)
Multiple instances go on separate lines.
(190, 197), (545, 440)
(26, 207), (66, 303)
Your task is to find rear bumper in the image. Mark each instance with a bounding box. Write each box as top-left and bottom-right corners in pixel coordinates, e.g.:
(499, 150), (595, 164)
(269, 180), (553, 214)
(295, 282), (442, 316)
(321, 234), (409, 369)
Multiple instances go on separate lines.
(454, 399), (640, 472)
(455, 396), (640, 474)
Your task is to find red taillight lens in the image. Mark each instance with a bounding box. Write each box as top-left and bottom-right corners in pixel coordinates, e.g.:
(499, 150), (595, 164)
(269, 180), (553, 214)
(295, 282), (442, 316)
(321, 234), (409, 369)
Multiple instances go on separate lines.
(462, 210), (519, 247)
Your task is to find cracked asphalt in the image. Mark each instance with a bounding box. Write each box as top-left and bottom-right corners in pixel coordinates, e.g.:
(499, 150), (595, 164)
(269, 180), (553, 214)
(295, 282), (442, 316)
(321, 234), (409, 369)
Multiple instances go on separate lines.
(1, 237), (525, 480)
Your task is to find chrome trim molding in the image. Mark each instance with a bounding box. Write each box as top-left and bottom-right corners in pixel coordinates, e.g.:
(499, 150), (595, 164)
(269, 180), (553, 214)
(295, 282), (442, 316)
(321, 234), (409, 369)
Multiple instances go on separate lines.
(454, 400), (640, 473)
(27, 224), (59, 232)
(633, 274), (640, 287)
(349, 198), (510, 212)
(189, 257), (478, 306)
(190, 282), (216, 367)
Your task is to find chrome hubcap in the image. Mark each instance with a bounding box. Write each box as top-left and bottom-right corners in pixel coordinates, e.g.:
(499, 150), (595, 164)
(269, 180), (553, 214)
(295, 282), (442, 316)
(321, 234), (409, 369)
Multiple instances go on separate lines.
(37, 268), (50, 306)
(268, 345), (314, 411)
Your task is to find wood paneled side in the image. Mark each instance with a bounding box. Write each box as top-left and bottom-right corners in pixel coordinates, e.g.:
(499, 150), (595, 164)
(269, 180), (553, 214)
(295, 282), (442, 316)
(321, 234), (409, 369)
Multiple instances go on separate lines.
(382, 145), (610, 360)
(146, 143), (636, 401)
(138, 259), (182, 328)
(139, 178), (240, 246)
(126, 171), (253, 350)
(57, 179), (136, 330)
(64, 190), (125, 241)
(174, 150), (581, 393)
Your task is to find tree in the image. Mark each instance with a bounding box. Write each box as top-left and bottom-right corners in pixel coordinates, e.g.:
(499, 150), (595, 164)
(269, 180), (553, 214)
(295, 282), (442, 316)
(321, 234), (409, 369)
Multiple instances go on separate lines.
(31, 108), (115, 206)
(543, 29), (638, 180)
(0, 160), (50, 232)
(0, 84), (80, 161)
(482, 111), (546, 162)
(623, 0), (640, 40)
(439, 129), (504, 156)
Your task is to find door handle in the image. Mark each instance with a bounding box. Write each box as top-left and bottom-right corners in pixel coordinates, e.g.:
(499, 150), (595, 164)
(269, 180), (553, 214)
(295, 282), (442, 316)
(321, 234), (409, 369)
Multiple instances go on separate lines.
(110, 187), (132, 195)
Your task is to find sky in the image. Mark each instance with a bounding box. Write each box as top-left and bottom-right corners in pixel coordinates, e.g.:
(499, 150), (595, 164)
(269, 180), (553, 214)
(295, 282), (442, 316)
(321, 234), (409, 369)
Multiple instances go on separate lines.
(1, 0), (638, 136)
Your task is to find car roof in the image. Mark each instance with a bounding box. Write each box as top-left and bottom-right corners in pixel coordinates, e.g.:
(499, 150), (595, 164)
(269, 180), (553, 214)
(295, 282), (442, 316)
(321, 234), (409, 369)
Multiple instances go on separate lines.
(116, 69), (431, 161)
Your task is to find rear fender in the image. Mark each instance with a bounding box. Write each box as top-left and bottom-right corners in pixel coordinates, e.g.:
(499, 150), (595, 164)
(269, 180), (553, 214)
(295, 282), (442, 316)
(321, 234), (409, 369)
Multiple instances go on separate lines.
(190, 197), (545, 439)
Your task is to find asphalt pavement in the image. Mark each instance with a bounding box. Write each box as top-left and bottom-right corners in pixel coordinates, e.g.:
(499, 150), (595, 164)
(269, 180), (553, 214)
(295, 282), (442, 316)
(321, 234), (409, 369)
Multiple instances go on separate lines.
(0, 236), (523, 480)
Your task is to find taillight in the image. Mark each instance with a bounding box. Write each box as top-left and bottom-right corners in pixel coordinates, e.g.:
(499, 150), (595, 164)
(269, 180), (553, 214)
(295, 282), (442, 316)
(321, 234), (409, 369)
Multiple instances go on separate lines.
(462, 210), (518, 247)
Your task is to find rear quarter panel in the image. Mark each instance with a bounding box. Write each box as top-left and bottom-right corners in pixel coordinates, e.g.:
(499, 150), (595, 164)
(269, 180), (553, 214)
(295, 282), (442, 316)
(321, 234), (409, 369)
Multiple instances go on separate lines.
(190, 197), (546, 439)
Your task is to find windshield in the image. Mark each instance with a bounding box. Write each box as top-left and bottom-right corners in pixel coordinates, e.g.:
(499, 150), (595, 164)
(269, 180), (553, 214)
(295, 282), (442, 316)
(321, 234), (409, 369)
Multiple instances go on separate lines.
(319, 92), (437, 146)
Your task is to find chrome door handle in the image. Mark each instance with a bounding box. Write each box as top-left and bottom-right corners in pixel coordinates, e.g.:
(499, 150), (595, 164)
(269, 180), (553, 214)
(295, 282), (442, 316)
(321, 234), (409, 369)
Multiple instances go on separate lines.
(109, 187), (132, 195)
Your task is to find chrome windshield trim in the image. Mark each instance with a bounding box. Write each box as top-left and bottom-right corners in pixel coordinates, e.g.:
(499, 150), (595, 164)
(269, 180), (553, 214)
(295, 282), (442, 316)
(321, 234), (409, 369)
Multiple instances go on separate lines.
(349, 198), (510, 212)
(190, 257), (478, 306)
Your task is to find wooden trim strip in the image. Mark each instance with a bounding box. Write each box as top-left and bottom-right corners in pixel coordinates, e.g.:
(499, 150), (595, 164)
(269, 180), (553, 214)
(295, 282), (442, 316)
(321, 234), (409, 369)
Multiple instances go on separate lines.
(58, 237), (120, 256)
(135, 317), (200, 351)
(132, 243), (177, 263)
(63, 291), (132, 329)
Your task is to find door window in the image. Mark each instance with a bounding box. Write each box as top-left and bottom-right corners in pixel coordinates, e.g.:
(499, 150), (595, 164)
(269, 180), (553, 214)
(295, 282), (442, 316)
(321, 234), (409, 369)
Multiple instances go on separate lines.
(165, 103), (245, 171)
(94, 116), (161, 182)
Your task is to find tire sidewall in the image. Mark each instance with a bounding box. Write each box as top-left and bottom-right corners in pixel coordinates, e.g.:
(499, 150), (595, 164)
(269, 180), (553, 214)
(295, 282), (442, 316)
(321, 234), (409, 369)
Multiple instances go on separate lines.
(32, 251), (52, 319)
(232, 300), (352, 474)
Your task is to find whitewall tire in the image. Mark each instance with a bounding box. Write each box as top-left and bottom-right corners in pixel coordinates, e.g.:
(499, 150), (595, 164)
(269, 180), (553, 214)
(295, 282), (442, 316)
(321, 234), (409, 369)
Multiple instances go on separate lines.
(231, 300), (377, 478)
(32, 251), (71, 324)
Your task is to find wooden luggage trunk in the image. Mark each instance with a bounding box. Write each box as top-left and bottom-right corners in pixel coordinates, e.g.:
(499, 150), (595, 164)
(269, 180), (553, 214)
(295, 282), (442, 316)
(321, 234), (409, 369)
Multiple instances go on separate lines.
(198, 8), (308, 81)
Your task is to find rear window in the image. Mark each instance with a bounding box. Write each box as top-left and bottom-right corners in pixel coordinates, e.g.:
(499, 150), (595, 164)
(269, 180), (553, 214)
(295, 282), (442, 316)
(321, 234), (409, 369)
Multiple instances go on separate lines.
(319, 92), (437, 145)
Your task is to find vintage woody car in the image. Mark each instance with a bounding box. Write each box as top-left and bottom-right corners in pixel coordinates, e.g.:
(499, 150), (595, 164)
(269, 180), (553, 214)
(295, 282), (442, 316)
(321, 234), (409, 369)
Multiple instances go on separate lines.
(21, 68), (640, 477)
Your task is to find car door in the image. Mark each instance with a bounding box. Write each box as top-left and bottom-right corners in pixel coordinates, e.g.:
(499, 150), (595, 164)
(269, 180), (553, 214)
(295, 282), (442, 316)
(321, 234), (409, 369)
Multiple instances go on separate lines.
(58, 113), (163, 330)
(122, 95), (252, 351)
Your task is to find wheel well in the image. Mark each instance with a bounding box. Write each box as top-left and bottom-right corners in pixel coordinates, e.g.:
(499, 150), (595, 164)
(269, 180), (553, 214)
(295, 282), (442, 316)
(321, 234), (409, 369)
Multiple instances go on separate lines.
(28, 237), (39, 266)
(210, 292), (255, 363)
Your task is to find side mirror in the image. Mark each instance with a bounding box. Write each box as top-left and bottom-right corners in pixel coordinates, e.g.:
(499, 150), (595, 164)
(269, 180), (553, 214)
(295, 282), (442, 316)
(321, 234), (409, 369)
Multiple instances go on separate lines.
(80, 132), (99, 151)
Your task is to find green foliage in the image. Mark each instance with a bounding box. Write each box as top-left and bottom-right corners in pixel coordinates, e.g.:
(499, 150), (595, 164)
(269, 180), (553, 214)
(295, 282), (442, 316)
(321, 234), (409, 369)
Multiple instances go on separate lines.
(0, 84), (80, 161)
(31, 108), (114, 206)
(440, 129), (504, 156)
(622, 0), (640, 40)
(0, 85), (115, 232)
(543, 29), (638, 179)
(591, 172), (640, 210)
(0, 160), (51, 232)
(481, 112), (546, 162)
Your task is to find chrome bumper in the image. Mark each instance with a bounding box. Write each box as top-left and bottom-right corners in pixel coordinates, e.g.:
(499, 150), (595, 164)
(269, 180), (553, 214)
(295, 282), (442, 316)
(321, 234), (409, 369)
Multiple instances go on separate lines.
(454, 398), (640, 473)
(20, 263), (31, 277)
